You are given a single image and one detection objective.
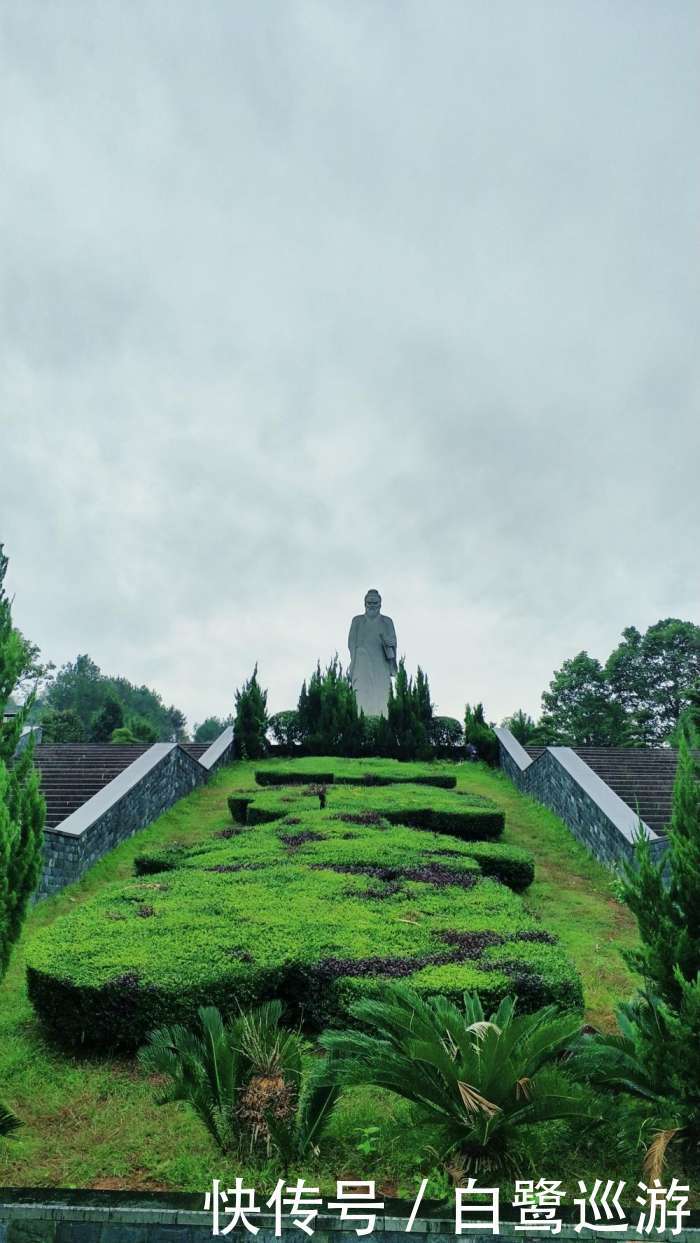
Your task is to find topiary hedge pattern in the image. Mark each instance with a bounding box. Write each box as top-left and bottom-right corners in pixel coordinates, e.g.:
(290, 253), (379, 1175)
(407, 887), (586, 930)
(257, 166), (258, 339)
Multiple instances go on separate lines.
(254, 757), (457, 789)
(243, 782), (504, 841)
(26, 767), (578, 1052)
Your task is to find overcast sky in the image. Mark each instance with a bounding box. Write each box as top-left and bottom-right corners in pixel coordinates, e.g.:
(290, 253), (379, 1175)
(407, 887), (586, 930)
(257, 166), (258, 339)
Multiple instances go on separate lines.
(1, 1), (699, 731)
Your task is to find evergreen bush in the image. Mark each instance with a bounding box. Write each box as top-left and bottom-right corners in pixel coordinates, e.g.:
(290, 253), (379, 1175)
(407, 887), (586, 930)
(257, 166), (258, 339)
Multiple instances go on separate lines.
(464, 702), (499, 765)
(0, 545), (46, 978)
(268, 710), (301, 752)
(233, 665), (269, 760)
(297, 657), (363, 756)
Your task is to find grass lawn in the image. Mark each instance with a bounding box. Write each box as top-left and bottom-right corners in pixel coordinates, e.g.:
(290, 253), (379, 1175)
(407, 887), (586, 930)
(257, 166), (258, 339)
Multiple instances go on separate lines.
(0, 758), (639, 1194)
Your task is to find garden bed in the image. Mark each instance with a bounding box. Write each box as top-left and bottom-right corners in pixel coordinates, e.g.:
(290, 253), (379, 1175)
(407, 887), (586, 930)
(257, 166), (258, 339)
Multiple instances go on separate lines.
(0, 758), (644, 1195)
(26, 767), (575, 1051)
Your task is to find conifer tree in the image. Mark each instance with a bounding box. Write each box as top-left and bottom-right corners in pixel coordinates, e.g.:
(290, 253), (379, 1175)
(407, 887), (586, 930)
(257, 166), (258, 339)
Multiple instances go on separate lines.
(0, 545), (46, 979)
(620, 730), (700, 1008)
(385, 659), (433, 759)
(296, 657), (362, 755)
(233, 664), (269, 760)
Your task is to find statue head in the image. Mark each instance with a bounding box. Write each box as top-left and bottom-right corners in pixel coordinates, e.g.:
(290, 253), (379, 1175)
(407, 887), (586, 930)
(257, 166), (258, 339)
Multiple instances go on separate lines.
(364, 589), (381, 618)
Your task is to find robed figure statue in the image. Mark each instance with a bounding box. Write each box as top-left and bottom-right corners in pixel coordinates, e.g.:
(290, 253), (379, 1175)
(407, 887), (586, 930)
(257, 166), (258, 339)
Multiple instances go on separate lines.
(348, 589), (397, 717)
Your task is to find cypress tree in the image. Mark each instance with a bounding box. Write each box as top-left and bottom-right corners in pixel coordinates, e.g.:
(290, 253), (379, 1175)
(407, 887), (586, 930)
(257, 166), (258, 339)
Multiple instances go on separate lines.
(620, 730), (700, 1007)
(233, 664), (269, 760)
(0, 545), (46, 980)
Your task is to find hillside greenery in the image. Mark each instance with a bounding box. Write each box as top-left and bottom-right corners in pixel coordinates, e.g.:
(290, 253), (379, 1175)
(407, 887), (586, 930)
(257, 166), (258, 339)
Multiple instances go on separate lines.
(0, 757), (650, 1194)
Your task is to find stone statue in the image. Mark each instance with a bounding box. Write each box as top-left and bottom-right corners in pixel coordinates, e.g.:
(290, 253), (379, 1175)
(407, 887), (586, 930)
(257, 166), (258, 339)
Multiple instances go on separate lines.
(348, 589), (397, 717)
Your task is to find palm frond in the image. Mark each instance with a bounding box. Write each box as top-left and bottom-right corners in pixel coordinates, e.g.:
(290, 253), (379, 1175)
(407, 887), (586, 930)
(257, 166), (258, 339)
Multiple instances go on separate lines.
(643, 1128), (680, 1182)
(0, 1102), (20, 1139)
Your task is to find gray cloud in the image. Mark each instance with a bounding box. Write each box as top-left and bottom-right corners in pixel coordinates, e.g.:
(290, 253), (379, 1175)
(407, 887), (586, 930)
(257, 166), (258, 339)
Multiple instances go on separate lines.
(1, 0), (698, 730)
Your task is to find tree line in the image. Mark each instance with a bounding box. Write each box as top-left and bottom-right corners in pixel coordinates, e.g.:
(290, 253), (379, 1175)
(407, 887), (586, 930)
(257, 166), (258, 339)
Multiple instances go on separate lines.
(503, 618), (700, 748)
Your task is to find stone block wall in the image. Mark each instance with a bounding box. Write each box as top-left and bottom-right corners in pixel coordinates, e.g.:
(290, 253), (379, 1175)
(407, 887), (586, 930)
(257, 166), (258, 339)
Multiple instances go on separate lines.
(495, 728), (667, 869)
(38, 744), (214, 899)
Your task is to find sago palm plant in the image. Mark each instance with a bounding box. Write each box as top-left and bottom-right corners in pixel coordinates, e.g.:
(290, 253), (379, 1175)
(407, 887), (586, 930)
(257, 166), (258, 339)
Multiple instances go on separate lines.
(0, 1102), (20, 1139)
(138, 1000), (338, 1161)
(320, 983), (597, 1173)
(573, 982), (700, 1178)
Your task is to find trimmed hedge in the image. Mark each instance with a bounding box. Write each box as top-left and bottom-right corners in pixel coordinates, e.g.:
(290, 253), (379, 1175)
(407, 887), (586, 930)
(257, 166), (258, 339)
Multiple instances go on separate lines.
(132, 816), (524, 885)
(256, 769), (335, 787)
(254, 757), (457, 789)
(244, 782), (504, 841)
(26, 760), (579, 1052)
(27, 861), (578, 1051)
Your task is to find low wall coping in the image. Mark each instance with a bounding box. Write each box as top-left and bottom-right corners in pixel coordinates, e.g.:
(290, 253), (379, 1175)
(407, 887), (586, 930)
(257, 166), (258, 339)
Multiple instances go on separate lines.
(45, 743), (179, 839)
(1, 1191), (698, 1235)
(199, 724), (234, 770)
(549, 745), (658, 844)
(495, 728), (659, 846)
(494, 726), (532, 771)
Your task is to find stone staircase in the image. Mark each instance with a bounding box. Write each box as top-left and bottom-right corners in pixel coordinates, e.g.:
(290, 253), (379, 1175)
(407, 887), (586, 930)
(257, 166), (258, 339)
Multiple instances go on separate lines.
(34, 742), (211, 829)
(525, 745), (699, 837)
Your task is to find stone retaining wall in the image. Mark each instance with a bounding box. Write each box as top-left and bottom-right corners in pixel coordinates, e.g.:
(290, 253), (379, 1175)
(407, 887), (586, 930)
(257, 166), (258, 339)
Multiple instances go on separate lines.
(495, 728), (667, 868)
(37, 729), (235, 899)
(2, 1194), (695, 1243)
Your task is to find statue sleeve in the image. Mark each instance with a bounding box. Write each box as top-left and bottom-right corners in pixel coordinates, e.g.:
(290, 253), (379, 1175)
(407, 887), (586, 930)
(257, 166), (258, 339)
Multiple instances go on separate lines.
(383, 618), (398, 674)
(348, 616), (359, 667)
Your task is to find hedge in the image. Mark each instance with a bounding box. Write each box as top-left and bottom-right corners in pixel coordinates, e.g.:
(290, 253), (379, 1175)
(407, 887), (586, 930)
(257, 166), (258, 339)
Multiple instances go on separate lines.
(254, 756), (457, 789)
(27, 782), (574, 1055)
(27, 862), (577, 1051)
(244, 782), (504, 841)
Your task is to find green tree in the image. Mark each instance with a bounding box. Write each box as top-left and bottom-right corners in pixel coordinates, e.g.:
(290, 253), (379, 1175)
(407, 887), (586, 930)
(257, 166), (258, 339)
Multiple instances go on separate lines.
(39, 707), (86, 744)
(233, 665), (269, 760)
(464, 702), (499, 764)
(268, 710), (300, 752)
(619, 730), (700, 1009)
(430, 715), (464, 750)
(540, 651), (629, 746)
(297, 657), (363, 756)
(668, 679), (700, 748)
(193, 715), (234, 744)
(45, 654), (104, 728)
(605, 620), (700, 746)
(383, 660), (433, 760)
(578, 736), (700, 1168)
(0, 542), (46, 980)
(45, 655), (187, 742)
(166, 706), (188, 742)
(111, 716), (158, 746)
(501, 709), (539, 746)
(89, 697), (123, 743)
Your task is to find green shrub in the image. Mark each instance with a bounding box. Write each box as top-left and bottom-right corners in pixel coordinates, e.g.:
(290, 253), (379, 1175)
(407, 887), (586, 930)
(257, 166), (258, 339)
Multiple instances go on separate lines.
(430, 716), (464, 750)
(464, 703), (499, 765)
(245, 782), (504, 841)
(320, 984), (594, 1173)
(254, 757), (457, 789)
(297, 657), (363, 756)
(138, 1000), (338, 1166)
(26, 806), (574, 1052)
(227, 794), (254, 823)
(465, 841), (535, 890)
(268, 710), (301, 751)
(112, 715), (158, 745)
(233, 665), (268, 760)
(39, 706), (85, 744)
(256, 769), (336, 787)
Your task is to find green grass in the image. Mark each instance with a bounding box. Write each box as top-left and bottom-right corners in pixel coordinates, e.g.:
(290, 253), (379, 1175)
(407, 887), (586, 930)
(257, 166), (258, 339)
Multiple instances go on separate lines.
(0, 758), (639, 1193)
